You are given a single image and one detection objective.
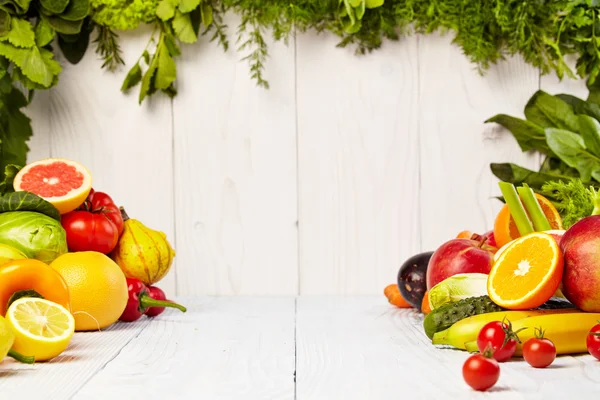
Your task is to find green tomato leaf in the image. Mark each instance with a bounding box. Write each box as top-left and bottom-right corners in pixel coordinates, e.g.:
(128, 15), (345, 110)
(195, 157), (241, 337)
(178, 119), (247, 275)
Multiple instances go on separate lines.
(40, 0), (69, 14)
(579, 115), (600, 158)
(172, 10), (196, 43)
(0, 42), (61, 87)
(0, 18), (35, 48)
(0, 9), (10, 35)
(545, 128), (600, 183)
(365, 0), (384, 8)
(35, 18), (55, 47)
(156, 0), (177, 21)
(41, 14), (83, 34)
(485, 114), (551, 155)
(0, 164), (20, 195)
(178, 0), (199, 14)
(121, 62), (142, 92)
(524, 91), (580, 132)
(0, 191), (60, 220)
(61, 0), (89, 22)
(155, 42), (176, 89)
(200, 3), (212, 27)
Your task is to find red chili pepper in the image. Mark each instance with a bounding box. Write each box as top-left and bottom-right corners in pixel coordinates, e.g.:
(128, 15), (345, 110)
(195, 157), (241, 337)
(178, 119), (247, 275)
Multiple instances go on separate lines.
(119, 278), (187, 322)
(145, 286), (171, 317)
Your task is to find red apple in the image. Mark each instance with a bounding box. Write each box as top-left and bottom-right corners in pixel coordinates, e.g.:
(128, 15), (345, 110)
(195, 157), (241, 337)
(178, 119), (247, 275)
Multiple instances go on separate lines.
(559, 216), (600, 312)
(426, 237), (497, 290)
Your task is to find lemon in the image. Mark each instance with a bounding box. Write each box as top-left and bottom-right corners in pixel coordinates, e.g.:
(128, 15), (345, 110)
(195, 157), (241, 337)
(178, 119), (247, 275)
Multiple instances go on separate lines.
(6, 298), (75, 361)
(50, 252), (128, 331)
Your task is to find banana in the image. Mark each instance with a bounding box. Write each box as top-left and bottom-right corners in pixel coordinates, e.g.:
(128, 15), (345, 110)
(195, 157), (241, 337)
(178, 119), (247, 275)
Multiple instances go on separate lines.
(431, 308), (578, 350)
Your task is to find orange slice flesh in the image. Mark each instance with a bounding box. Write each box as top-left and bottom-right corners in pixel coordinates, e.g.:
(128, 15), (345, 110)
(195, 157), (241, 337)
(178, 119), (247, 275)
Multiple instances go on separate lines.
(488, 232), (564, 310)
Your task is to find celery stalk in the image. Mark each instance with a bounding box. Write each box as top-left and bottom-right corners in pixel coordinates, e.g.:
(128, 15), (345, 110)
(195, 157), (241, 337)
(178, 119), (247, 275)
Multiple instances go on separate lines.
(593, 187), (600, 216)
(517, 184), (552, 231)
(498, 182), (534, 236)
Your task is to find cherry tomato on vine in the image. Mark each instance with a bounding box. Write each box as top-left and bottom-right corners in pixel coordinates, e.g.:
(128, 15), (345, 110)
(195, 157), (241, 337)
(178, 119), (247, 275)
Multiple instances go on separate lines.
(587, 323), (600, 360)
(477, 318), (523, 362)
(522, 328), (556, 368)
(462, 351), (500, 391)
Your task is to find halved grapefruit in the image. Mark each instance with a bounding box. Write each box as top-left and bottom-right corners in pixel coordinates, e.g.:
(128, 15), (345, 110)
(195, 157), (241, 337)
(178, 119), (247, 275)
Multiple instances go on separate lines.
(13, 158), (92, 214)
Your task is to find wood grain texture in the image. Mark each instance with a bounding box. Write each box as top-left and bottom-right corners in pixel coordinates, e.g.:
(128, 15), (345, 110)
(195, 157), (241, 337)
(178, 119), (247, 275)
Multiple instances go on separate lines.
(0, 319), (150, 399)
(296, 33), (421, 295)
(74, 297), (295, 400)
(31, 27), (177, 295)
(25, 90), (52, 162)
(172, 15), (298, 295)
(418, 33), (541, 252)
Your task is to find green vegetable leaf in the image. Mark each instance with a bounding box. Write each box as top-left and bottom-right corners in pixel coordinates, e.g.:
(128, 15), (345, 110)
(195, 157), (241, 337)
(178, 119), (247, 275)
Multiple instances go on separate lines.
(485, 114), (550, 154)
(546, 128), (600, 183)
(40, 0), (69, 14)
(348, 0), (361, 7)
(524, 91), (580, 133)
(61, 0), (89, 22)
(0, 88), (31, 186)
(139, 51), (159, 104)
(173, 10), (196, 43)
(0, 9), (10, 36)
(490, 163), (575, 191)
(178, 0), (199, 14)
(41, 14), (83, 35)
(121, 62), (142, 91)
(58, 19), (92, 64)
(0, 164), (20, 195)
(155, 42), (176, 89)
(156, 0), (178, 21)
(0, 42), (61, 87)
(556, 94), (600, 122)
(579, 115), (600, 157)
(0, 191), (60, 220)
(542, 179), (598, 228)
(365, 0), (384, 7)
(200, 2), (212, 27)
(0, 18), (35, 48)
(355, 1), (365, 20)
(35, 18), (55, 47)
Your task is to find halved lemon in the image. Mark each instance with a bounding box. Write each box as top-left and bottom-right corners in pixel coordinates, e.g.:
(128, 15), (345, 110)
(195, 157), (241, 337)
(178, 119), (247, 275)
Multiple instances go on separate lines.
(13, 158), (92, 214)
(6, 297), (75, 361)
(488, 232), (564, 310)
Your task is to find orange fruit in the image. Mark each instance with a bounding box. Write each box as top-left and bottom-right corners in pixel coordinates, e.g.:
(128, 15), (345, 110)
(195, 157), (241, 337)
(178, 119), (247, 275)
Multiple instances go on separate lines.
(493, 193), (562, 248)
(456, 230), (474, 239)
(49, 252), (128, 331)
(487, 232), (564, 310)
(13, 158), (92, 214)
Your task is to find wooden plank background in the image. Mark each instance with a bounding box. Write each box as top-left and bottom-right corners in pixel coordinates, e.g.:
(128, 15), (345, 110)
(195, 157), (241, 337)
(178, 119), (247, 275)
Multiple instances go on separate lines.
(24, 28), (586, 296)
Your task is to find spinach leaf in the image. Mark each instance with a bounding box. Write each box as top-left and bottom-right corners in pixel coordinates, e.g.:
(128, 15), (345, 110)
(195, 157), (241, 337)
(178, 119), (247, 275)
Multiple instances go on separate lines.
(539, 156), (579, 177)
(545, 128), (600, 183)
(490, 163), (575, 191)
(0, 164), (19, 194)
(0, 191), (60, 220)
(578, 115), (600, 157)
(556, 94), (600, 121)
(485, 114), (550, 154)
(525, 91), (580, 132)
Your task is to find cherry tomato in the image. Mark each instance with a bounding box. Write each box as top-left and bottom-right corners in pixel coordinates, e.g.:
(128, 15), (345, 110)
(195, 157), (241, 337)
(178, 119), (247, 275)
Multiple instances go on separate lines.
(477, 319), (521, 362)
(522, 328), (556, 368)
(587, 323), (600, 360)
(462, 353), (500, 391)
(61, 211), (119, 254)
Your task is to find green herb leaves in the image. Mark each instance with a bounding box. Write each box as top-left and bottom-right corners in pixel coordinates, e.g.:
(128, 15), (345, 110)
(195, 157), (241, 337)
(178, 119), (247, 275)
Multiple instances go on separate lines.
(0, 191), (61, 220)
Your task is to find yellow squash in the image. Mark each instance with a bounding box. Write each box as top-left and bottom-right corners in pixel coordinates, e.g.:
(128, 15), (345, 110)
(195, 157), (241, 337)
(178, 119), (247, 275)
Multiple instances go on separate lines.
(110, 209), (175, 285)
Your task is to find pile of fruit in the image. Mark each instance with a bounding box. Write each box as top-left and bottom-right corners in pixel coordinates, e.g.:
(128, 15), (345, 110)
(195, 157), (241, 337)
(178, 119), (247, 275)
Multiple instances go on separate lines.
(0, 158), (186, 364)
(385, 181), (600, 391)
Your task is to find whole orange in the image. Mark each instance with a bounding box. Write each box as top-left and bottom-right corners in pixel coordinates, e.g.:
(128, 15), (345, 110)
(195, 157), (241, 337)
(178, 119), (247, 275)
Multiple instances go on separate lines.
(50, 252), (128, 331)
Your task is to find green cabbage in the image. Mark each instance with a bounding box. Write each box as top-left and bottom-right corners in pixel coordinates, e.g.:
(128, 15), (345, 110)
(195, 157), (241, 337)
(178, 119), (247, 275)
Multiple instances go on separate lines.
(428, 273), (489, 310)
(0, 211), (67, 263)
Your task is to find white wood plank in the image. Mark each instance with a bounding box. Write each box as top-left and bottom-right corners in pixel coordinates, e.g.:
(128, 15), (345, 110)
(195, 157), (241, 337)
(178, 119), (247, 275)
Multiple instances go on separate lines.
(25, 90), (52, 163)
(296, 296), (600, 399)
(172, 15), (298, 295)
(44, 26), (177, 295)
(418, 33), (541, 252)
(0, 319), (150, 399)
(540, 56), (588, 98)
(74, 297), (295, 400)
(296, 33), (420, 295)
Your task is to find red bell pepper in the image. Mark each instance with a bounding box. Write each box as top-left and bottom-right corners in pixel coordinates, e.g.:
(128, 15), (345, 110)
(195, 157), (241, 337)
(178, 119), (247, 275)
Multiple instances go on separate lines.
(119, 277), (186, 322)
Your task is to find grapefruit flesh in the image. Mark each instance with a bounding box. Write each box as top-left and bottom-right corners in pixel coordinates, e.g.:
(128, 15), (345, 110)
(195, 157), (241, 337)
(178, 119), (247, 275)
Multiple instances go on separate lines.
(14, 158), (92, 214)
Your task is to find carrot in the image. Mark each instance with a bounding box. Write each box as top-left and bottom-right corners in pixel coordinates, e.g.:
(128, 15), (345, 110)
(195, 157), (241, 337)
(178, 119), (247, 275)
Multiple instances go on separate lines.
(384, 284), (412, 308)
(421, 291), (432, 314)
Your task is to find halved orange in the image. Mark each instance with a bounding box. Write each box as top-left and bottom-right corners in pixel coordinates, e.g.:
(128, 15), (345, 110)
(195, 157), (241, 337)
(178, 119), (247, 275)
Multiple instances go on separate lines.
(13, 158), (92, 214)
(493, 193), (562, 248)
(488, 232), (564, 310)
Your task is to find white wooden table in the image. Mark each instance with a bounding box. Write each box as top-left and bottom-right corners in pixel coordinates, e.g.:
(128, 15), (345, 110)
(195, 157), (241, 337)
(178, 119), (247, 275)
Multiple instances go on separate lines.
(2, 297), (599, 399)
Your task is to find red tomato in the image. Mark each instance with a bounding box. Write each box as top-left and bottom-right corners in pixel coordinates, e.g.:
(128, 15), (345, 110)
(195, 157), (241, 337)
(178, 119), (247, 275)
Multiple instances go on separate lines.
(523, 335), (556, 368)
(477, 320), (520, 362)
(587, 324), (600, 360)
(60, 189), (124, 254)
(462, 353), (500, 391)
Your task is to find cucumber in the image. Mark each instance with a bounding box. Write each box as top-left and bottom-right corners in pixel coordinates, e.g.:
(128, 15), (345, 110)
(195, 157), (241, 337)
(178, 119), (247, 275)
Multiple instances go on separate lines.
(423, 295), (575, 339)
